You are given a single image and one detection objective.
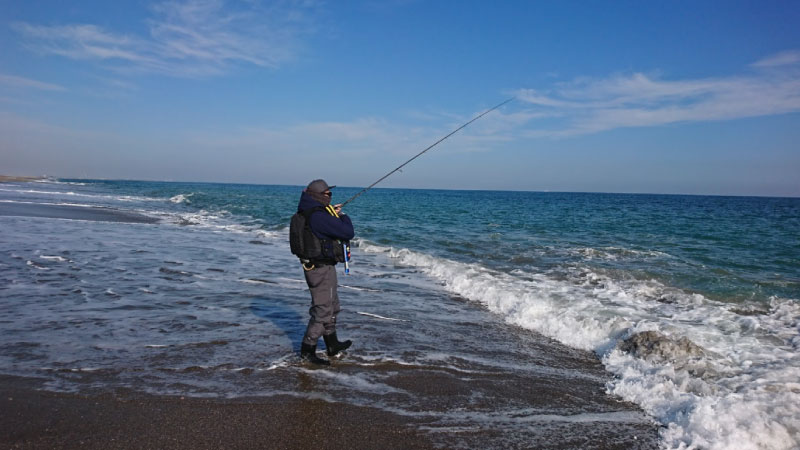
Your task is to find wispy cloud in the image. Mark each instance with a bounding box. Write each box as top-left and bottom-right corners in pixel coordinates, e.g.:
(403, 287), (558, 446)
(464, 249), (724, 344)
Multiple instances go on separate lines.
(12, 0), (320, 77)
(752, 50), (800, 68)
(201, 117), (426, 159)
(512, 51), (800, 137)
(0, 73), (66, 91)
(230, 104), (524, 158)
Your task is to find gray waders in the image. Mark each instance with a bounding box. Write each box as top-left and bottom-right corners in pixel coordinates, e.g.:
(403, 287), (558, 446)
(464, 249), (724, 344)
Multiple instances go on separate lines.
(302, 264), (340, 345)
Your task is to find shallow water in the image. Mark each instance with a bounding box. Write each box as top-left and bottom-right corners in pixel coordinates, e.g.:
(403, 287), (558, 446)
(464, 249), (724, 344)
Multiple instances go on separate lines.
(1, 179), (798, 449)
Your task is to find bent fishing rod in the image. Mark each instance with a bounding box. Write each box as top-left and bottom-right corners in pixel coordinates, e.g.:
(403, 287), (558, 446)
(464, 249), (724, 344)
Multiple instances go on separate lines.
(340, 97), (514, 207)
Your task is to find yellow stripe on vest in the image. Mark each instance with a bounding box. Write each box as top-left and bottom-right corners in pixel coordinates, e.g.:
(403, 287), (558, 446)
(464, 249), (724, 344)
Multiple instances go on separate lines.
(326, 205), (339, 218)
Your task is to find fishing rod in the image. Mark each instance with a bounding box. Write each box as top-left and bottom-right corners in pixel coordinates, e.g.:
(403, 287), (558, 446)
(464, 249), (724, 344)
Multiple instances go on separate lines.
(340, 97), (514, 207)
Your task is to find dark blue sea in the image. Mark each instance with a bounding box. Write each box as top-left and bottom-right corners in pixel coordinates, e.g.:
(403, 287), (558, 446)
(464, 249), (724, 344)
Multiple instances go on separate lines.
(1, 179), (798, 449)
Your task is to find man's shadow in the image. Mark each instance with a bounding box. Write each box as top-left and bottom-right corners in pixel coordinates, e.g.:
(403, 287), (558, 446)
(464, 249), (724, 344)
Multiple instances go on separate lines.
(250, 297), (308, 351)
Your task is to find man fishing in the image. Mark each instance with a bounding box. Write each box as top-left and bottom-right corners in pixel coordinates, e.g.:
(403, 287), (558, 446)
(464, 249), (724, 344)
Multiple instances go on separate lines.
(288, 100), (510, 365)
(293, 179), (354, 365)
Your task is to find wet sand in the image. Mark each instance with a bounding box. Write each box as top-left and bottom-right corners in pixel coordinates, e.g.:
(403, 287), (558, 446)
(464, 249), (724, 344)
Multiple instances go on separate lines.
(1, 354), (660, 450)
(0, 376), (432, 450)
(0, 202), (158, 224)
(0, 175), (155, 223)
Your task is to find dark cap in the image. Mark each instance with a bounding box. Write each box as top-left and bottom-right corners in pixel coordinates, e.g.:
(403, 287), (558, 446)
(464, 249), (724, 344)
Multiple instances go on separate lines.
(306, 179), (335, 193)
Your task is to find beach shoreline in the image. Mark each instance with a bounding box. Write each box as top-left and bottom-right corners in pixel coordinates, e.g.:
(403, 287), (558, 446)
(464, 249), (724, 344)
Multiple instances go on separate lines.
(0, 371), (659, 450)
(0, 177), (158, 223)
(0, 375), (434, 450)
(1, 178), (662, 449)
(0, 175), (47, 183)
(11, 178), (793, 448)
(0, 201), (159, 224)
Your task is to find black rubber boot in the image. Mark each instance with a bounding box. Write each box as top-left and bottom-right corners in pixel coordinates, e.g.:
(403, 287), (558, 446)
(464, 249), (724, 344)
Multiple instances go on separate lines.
(300, 343), (330, 366)
(323, 332), (352, 357)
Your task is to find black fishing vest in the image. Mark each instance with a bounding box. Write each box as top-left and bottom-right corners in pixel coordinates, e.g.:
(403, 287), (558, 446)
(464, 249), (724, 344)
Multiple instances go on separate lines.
(289, 206), (347, 264)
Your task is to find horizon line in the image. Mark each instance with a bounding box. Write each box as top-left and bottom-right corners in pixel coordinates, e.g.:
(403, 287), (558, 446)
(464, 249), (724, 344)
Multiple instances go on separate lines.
(8, 174), (795, 200)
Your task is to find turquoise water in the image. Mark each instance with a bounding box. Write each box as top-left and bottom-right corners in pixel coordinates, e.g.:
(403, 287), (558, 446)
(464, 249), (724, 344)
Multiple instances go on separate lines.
(2, 179), (799, 449)
(86, 180), (800, 306)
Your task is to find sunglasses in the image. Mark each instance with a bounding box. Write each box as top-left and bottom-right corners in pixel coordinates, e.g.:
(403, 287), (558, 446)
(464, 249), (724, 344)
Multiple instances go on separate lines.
(323, 191), (332, 197)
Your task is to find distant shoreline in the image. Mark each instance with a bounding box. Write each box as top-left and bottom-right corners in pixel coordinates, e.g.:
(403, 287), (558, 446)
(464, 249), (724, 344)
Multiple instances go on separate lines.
(0, 175), (46, 183)
(0, 201), (159, 224)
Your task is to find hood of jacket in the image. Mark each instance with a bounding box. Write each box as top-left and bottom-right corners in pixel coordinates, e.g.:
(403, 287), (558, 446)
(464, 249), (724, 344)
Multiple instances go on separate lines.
(297, 190), (327, 213)
(295, 189), (354, 242)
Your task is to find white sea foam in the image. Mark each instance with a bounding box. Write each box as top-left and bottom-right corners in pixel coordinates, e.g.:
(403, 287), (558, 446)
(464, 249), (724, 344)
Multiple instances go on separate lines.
(0, 187), (163, 203)
(340, 284), (382, 292)
(355, 311), (408, 322)
(30, 178), (86, 186)
(262, 355), (293, 371)
(168, 210), (263, 237)
(422, 409), (650, 428)
(254, 229), (280, 239)
(26, 260), (49, 270)
(358, 240), (800, 450)
(39, 367), (105, 372)
(275, 277), (306, 284)
(239, 278), (273, 285)
(570, 246), (672, 261)
(300, 368), (406, 395)
(0, 199), (97, 208)
(40, 255), (68, 262)
(169, 193), (193, 204)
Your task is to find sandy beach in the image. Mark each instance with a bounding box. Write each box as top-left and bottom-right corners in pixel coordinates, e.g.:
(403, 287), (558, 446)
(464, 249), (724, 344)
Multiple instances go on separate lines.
(0, 375), (433, 450)
(1, 371), (657, 450)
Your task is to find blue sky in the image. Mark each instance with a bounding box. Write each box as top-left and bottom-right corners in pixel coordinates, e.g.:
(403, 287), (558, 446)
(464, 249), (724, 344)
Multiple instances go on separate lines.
(1, 0), (799, 196)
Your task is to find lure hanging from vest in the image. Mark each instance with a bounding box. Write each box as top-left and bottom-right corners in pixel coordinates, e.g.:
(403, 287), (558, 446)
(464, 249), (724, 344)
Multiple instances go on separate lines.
(289, 206), (348, 264)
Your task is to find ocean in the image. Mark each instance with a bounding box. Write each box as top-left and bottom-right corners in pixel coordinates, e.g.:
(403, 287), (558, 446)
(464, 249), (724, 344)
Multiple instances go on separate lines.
(1, 179), (798, 449)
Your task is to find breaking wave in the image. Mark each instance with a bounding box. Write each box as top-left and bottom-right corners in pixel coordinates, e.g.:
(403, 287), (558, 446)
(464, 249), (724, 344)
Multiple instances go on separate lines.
(357, 239), (800, 450)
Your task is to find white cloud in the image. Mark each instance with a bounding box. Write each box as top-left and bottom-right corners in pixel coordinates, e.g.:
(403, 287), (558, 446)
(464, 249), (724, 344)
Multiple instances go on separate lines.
(173, 107), (516, 175)
(0, 73), (66, 91)
(12, 0), (320, 77)
(752, 50), (800, 68)
(13, 23), (153, 63)
(201, 117), (423, 158)
(514, 51), (800, 137)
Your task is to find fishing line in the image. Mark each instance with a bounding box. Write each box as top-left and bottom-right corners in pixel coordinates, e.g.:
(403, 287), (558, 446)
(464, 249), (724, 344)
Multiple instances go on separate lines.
(341, 97), (514, 207)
